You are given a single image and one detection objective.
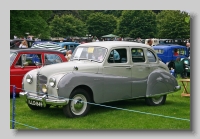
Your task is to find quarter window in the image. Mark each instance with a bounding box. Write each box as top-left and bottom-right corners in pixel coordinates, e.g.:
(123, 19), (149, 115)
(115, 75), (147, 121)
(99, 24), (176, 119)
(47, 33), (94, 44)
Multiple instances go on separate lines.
(44, 54), (62, 65)
(147, 50), (156, 62)
(131, 48), (145, 62)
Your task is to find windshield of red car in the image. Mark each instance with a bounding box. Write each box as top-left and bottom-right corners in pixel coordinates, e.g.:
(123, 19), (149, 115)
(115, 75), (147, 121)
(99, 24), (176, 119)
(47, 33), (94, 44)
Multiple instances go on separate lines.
(10, 52), (17, 66)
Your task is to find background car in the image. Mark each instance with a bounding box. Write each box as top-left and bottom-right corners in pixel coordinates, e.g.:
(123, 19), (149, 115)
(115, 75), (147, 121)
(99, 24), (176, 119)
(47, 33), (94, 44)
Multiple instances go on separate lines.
(10, 48), (67, 95)
(20, 41), (180, 118)
(55, 42), (80, 52)
(31, 42), (67, 56)
(153, 44), (189, 64)
(10, 39), (35, 49)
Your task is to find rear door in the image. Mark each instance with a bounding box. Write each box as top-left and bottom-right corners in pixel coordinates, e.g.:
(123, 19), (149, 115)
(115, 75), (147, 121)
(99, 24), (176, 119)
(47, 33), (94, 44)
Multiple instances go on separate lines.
(130, 47), (151, 98)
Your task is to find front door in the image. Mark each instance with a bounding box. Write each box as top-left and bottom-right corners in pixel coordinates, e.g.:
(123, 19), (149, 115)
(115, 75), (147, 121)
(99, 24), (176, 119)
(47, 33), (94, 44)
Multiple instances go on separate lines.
(102, 47), (132, 102)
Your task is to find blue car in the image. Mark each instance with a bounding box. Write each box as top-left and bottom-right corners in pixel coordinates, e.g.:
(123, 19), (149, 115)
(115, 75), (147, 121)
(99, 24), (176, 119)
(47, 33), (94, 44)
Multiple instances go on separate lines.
(152, 44), (189, 64)
(55, 42), (80, 52)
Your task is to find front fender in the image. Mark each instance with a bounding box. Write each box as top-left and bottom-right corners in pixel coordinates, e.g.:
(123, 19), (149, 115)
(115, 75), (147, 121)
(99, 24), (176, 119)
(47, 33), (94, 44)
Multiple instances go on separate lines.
(146, 69), (178, 97)
(57, 72), (104, 103)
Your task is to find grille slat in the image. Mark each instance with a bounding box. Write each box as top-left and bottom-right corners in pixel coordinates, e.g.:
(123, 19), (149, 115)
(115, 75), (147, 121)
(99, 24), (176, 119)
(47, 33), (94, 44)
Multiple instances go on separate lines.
(37, 74), (47, 93)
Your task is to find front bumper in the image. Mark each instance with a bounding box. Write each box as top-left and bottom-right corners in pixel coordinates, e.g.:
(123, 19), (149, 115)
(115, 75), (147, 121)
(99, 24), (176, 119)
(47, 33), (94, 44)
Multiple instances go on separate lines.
(19, 92), (69, 107)
(174, 85), (181, 92)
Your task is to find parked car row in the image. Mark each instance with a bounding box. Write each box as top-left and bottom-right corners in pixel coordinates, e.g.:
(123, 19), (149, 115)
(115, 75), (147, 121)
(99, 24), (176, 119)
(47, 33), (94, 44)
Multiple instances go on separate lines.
(10, 39), (81, 53)
(19, 41), (181, 118)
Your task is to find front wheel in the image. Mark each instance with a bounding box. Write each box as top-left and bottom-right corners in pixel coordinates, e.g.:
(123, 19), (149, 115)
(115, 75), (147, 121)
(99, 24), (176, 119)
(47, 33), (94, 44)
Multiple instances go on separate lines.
(145, 95), (167, 106)
(63, 88), (91, 118)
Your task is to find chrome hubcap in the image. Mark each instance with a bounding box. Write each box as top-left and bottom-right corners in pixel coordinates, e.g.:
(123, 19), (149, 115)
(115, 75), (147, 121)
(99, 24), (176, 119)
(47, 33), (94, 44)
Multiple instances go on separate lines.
(71, 94), (87, 115)
(152, 96), (163, 104)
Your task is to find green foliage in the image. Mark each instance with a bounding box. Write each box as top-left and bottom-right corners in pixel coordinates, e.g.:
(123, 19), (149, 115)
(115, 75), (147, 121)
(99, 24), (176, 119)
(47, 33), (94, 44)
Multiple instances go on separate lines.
(117, 10), (157, 38)
(49, 14), (87, 37)
(86, 12), (117, 38)
(10, 10), (51, 39)
(10, 10), (190, 39)
(156, 10), (190, 39)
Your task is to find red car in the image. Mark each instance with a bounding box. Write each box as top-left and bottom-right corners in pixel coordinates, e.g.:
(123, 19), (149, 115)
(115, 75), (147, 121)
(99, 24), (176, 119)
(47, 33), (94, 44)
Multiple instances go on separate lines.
(10, 48), (67, 95)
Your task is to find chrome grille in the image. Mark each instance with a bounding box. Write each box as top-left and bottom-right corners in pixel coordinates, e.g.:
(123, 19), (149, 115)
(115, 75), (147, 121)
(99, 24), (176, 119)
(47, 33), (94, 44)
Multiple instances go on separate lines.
(37, 74), (47, 93)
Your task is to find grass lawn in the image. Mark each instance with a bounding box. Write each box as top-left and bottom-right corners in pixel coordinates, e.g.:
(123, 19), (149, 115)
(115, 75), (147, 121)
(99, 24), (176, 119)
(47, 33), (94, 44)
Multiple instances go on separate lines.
(10, 77), (190, 130)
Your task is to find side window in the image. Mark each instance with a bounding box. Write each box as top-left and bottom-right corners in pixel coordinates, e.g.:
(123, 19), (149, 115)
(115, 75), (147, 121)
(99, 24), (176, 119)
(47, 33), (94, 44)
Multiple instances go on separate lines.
(154, 49), (164, 54)
(16, 54), (42, 66)
(45, 54), (62, 65)
(70, 45), (74, 51)
(147, 50), (156, 62)
(107, 48), (127, 63)
(131, 48), (145, 62)
(25, 54), (42, 66)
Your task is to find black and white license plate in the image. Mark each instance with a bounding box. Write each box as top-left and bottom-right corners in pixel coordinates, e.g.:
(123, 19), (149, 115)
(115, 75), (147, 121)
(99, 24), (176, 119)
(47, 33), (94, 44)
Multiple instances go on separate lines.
(28, 99), (43, 107)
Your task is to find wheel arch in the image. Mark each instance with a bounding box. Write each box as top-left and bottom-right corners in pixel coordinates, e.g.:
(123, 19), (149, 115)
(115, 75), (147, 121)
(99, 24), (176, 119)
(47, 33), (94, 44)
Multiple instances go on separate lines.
(71, 85), (94, 103)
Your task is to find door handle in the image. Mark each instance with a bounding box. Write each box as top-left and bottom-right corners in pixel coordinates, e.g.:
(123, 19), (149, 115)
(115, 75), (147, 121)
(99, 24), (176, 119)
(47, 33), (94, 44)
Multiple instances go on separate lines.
(126, 66), (131, 69)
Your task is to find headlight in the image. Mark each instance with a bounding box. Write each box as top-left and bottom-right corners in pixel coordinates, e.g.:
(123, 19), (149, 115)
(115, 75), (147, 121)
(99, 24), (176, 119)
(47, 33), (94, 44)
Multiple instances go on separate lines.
(49, 78), (56, 87)
(42, 84), (47, 93)
(26, 74), (33, 84)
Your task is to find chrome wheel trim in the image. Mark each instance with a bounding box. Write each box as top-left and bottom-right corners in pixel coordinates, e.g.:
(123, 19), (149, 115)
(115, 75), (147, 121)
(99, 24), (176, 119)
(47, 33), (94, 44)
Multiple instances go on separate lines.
(152, 96), (163, 104)
(70, 94), (87, 115)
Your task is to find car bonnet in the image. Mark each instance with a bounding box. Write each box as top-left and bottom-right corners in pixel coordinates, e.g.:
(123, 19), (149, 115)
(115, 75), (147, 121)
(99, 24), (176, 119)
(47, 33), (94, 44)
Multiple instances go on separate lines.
(37, 61), (99, 77)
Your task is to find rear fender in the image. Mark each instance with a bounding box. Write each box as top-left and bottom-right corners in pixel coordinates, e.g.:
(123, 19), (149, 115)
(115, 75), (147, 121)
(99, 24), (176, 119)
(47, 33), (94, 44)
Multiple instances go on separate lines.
(146, 69), (178, 97)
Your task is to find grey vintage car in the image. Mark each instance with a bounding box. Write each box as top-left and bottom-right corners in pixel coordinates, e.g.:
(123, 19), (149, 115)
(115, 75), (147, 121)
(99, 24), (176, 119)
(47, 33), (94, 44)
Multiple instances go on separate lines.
(20, 41), (181, 118)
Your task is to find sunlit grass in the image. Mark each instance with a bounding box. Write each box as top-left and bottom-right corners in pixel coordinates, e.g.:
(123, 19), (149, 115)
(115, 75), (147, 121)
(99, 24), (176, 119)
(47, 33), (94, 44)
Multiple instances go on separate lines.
(10, 77), (190, 130)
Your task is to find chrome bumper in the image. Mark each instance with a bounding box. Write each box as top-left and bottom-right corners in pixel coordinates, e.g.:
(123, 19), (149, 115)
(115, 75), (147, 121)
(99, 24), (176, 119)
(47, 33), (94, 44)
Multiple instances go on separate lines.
(19, 92), (69, 107)
(174, 85), (181, 91)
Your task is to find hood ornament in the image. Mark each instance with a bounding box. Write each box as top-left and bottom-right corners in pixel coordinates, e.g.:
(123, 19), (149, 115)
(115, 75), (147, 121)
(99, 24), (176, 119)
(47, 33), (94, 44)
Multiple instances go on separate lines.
(74, 66), (78, 71)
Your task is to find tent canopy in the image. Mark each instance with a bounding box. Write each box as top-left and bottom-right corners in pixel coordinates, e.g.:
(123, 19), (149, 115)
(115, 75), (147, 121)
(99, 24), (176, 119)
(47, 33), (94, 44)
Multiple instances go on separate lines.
(102, 34), (119, 38)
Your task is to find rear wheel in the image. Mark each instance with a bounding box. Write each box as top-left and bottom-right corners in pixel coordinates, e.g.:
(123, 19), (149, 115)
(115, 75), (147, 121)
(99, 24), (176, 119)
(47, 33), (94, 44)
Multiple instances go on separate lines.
(145, 95), (167, 106)
(63, 88), (91, 118)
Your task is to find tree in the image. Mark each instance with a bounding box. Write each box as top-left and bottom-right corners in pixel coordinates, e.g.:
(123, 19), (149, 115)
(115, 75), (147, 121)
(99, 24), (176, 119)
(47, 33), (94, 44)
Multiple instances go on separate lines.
(156, 10), (190, 39)
(10, 10), (51, 39)
(86, 12), (117, 38)
(49, 14), (87, 37)
(117, 10), (157, 38)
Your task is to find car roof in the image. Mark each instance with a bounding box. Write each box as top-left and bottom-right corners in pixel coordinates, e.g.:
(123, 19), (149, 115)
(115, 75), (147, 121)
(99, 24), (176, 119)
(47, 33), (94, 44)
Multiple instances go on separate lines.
(78, 41), (150, 49)
(153, 44), (186, 49)
(57, 42), (80, 45)
(10, 48), (64, 54)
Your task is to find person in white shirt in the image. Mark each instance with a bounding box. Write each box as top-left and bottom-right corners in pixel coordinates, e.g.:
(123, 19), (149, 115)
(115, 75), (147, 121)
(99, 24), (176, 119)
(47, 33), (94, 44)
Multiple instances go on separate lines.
(19, 40), (28, 48)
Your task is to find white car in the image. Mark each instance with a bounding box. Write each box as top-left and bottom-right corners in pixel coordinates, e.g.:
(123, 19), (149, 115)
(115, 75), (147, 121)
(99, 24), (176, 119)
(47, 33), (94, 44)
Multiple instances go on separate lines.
(20, 41), (181, 118)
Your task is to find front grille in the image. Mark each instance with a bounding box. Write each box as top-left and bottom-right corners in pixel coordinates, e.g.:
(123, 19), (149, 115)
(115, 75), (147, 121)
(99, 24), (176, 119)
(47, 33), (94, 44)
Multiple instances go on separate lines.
(37, 74), (47, 93)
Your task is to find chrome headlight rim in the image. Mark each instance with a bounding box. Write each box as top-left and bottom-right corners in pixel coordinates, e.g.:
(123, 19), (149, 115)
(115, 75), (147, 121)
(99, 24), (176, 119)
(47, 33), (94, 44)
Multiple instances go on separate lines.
(49, 77), (56, 87)
(26, 74), (33, 84)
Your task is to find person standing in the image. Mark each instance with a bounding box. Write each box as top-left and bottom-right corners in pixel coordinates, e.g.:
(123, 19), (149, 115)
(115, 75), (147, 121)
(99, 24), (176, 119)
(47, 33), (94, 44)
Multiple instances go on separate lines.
(147, 39), (153, 47)
(186, 42), (190, 57)
(65, 50), (72, 61)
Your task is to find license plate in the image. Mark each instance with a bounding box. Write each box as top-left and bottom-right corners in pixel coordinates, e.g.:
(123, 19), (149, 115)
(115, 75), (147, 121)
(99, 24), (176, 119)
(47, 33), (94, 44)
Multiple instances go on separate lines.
(28, 99), (43, 107)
